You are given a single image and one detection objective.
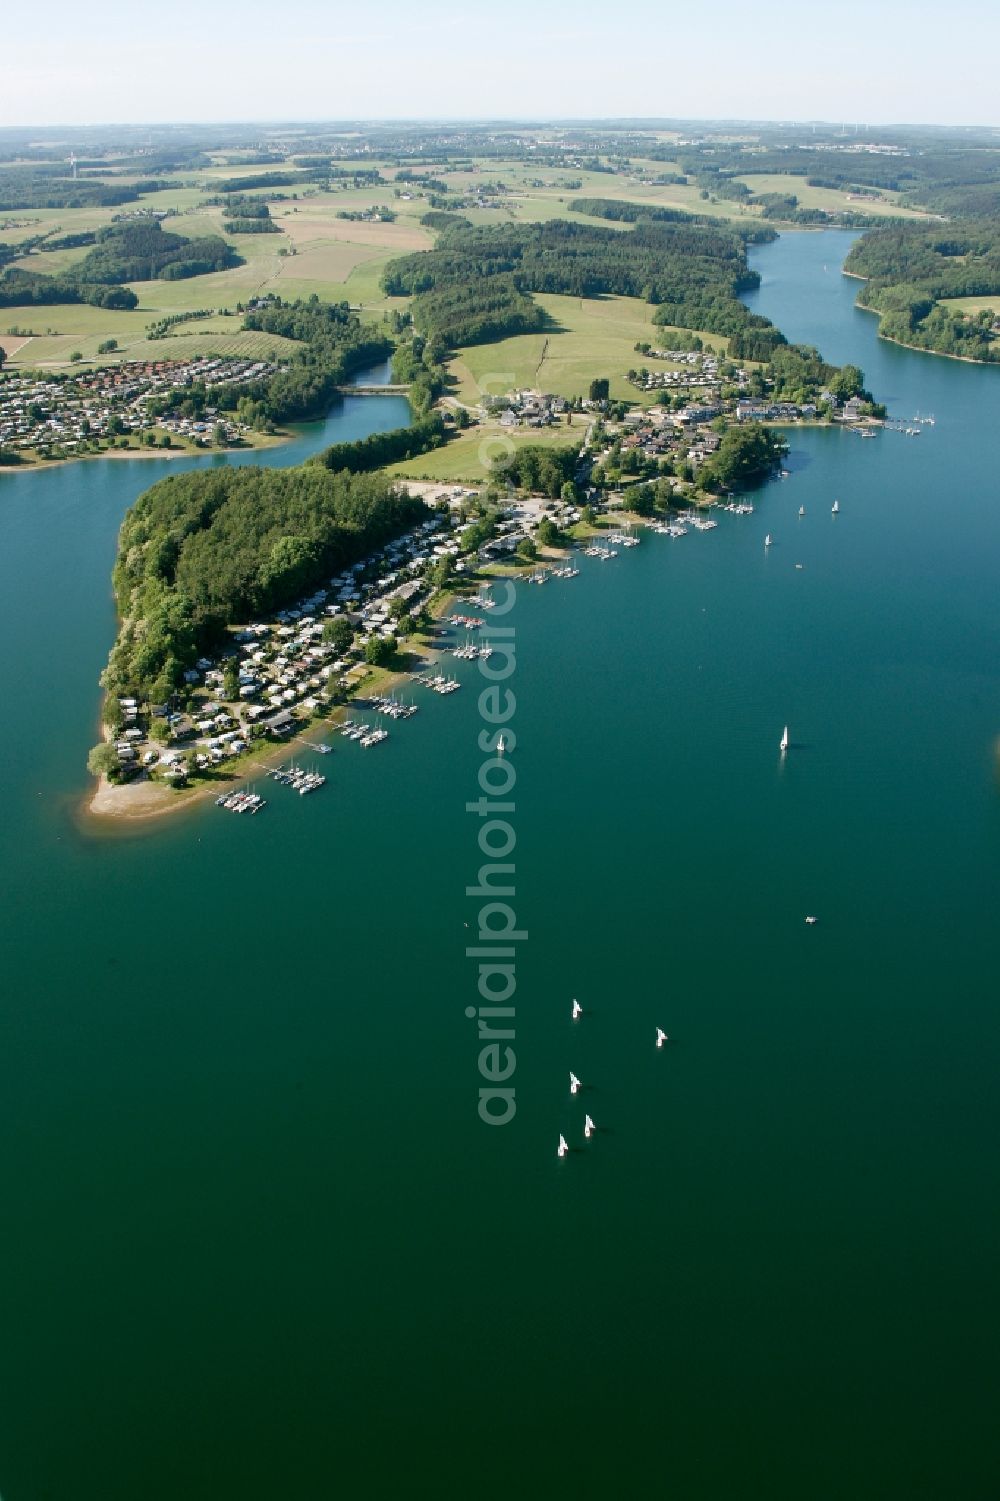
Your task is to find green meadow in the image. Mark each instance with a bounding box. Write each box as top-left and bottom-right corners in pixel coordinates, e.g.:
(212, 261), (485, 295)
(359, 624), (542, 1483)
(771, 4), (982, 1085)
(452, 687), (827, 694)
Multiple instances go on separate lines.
(448, 293), (728, 406)
(387, 414), (592, 485)
(736, 173), (931, 219)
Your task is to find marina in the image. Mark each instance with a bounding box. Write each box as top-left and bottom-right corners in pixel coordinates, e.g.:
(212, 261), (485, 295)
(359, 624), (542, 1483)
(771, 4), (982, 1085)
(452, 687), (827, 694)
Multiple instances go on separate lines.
(267, 764), (327, 793)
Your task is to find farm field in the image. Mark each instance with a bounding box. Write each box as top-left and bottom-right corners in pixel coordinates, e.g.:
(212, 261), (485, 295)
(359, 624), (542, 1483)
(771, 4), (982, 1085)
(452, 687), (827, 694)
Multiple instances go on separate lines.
(9, 147), (902, 382)
(1, 174), (426, 370)
(448, 293), (728, 405)
(736, 173), (932, 219)
(7, 326), (298, 368)
(939, 294), (1000, 317)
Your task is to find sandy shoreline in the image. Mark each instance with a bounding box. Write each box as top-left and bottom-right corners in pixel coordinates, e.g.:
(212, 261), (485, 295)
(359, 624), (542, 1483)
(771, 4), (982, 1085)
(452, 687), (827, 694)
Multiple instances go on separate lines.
(78, 590), (466, 836)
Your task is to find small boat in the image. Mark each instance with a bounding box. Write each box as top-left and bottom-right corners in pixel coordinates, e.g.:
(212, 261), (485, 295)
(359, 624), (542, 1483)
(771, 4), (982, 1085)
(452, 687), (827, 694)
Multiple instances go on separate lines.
(832, 500), (840, 514)
(764, 533), (772, 548)
(584, 1115), (595, 1139)
(656, 1028), (668, 1049)
(805, 915), (819, 925)
(780, 725), (789, 753)
(497, 734), (506, 757)
(571, 999), (582, 1020)
(569, 1072), (581, 1095)
(798, 506), (805, 517)
(557, 1135), (569, 1158)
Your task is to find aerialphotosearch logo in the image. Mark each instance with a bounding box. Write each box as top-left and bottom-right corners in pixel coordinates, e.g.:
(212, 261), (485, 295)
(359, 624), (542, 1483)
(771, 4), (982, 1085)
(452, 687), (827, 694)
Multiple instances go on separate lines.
(466, 577), (521, 1125)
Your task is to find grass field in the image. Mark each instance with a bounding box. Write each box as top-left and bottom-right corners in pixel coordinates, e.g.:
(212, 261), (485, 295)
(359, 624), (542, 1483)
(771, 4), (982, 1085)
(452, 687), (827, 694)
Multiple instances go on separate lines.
(9, 151), (915, 382)
(940, 295), (1000, 317)
(737, 174), (931, 219)
(5, 325), (298, 369)
(387, 416), (590, 485)
(448, 292), (728, 406)
(1, 174), (416, 370)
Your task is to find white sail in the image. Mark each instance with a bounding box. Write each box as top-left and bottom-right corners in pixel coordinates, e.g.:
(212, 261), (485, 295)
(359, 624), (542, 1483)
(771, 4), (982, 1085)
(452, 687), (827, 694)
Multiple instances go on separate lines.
(557, 1135), (569, 1157)
(584, 1115), (595, 1139)
(571, 999), (582, 1020)
(570, 1072), (581, 1094)
(656, 1028), (668, 1049)
(780, 725), (789, 752)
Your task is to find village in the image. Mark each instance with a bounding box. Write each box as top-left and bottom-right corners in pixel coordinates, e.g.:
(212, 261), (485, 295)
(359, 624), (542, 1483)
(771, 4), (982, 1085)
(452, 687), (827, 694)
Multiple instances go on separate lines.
(0, 352), (286, 457)
(104, 468), (601, 794)
(79, 313), (888, 805)
(492, 346), (868, 433)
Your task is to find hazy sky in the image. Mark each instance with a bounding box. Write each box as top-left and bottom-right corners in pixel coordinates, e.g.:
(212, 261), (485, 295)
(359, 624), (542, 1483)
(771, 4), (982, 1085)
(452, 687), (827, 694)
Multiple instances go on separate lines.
(4, 0), (999, 129)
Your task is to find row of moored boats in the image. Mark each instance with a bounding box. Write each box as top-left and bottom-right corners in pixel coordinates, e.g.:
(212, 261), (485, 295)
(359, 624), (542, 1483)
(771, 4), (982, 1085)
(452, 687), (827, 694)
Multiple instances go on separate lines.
(216, 789), (267, 814)
(268, 764), (327, 793)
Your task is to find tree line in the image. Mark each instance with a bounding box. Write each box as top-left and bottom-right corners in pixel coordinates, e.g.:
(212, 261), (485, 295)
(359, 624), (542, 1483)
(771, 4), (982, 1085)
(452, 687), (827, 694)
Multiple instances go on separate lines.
(233, 296), (394, 424)
(0, 218), (238, 309)
(312, 414), (447, 474)
(381, 219), (772, 353)
(845, 222), (1000, 362)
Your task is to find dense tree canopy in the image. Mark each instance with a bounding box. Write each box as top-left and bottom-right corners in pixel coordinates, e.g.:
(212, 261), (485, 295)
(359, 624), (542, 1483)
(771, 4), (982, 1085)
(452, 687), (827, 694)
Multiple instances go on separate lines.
(313, 414), (446, 473)
(382, 218), (775, 353)
(490, 443), (580, 497)
(697, 423), (787, 492)
(233, 296), (393, 423)
(75, 219), (239, 283)
(105, 467), (426, 701)
(845, 222), (1000, 361)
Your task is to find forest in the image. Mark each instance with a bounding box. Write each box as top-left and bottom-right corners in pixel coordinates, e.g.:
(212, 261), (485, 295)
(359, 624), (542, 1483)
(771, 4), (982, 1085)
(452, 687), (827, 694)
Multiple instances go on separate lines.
(0, 166), (162, 211)
(0, 272), (138, 309)
(104, 466), (426, 703)
(74, 219), (238, 283)
(845, 222), (1000, 362)
(233, 297), (393, 423)
(313, 414), (447, 474)
(569, 198), (708, 226)
(382, 219), (774, 351)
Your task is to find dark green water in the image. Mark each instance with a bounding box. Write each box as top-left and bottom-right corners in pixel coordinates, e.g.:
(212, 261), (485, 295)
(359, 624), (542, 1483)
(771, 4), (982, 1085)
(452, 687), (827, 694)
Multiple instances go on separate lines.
(2, 239), (999, 1500)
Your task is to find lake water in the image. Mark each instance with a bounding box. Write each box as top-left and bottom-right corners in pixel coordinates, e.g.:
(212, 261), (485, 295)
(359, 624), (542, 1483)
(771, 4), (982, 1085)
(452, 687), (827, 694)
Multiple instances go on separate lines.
(2, 242), (999, 1499)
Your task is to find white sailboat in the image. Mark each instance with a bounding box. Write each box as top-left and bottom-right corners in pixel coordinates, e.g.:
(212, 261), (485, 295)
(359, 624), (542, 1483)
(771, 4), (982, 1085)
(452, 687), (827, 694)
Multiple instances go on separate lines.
(805, 915), (819, 925)
(557, 1134), (569, 1158)
(656, 1028), (668, 1049)
(496, 734), (506, 757)
(764, 533), (772, 548)
(798, 506), (805, 517)
(569, 1072), (581, 1095)
(571, 999), (582, 1020)
(584, 1115), (595, 1139)
(780, 725), (789, 753)
(832, 499), (840, 514)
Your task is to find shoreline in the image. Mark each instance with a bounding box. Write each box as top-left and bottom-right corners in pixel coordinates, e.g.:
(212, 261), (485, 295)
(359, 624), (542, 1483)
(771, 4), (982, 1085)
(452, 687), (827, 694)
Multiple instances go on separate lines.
(845, 269), (999, 367)
(0, 428), (297, 477)
(77, 591), (464, 837)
